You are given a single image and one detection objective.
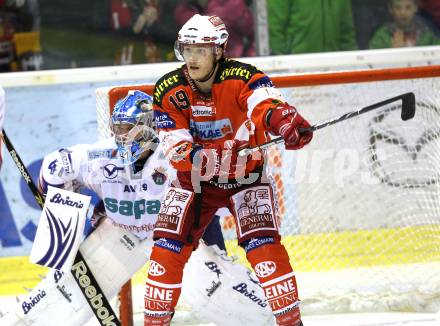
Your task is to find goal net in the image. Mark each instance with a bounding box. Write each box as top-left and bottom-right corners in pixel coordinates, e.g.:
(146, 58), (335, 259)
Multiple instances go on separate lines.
(95, 65), (440, 317)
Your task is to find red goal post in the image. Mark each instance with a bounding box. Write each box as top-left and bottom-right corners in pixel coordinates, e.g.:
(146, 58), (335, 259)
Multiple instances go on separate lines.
(95, 65), (440, 324)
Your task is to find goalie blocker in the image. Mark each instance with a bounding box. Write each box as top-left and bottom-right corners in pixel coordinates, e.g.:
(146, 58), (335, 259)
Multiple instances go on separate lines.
(30, 186), (91, 272)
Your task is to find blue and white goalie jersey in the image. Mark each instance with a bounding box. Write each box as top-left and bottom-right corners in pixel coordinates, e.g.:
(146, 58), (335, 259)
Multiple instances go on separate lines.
(39, 138), (175, 240)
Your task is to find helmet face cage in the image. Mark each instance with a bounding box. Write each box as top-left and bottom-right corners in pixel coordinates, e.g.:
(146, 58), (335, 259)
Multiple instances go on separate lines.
(175, 14), (229, 61)
(110, 90), (157, 165)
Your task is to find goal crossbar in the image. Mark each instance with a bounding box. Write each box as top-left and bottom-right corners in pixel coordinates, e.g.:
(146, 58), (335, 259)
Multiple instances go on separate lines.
(105, 65), (440, 110)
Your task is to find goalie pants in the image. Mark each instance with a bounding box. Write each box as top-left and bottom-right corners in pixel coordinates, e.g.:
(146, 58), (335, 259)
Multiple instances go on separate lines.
(145, 171), (301, 326)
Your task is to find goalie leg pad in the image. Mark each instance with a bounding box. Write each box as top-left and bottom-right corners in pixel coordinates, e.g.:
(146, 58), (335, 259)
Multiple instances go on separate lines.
(180, 241), (274, 326)
(144, 240), (192, 326)
(4, 218), (152, 326)
(243, 237), (301, 326)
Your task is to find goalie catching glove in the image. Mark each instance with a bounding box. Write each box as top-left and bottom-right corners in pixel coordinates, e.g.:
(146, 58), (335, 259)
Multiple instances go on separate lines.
(266, 102), (313, 150)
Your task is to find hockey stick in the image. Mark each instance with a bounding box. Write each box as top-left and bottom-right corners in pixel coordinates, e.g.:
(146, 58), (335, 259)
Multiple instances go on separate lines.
(2, 130), (45, 209)
(2, 129), (121, 326)
(240, 92), (416, 156)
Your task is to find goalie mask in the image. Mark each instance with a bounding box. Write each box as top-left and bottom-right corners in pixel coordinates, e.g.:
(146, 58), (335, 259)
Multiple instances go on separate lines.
(111, 90), (156, 165)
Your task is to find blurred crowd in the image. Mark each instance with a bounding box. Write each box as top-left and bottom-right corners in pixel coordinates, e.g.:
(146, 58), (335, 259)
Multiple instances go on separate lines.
(0, 0), (41, 71)
(0, 0), (439, 71)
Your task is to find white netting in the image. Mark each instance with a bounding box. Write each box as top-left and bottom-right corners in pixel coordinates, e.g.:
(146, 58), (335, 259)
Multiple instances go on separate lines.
(95, 86), (112, 140)
(275, 79), (440, 233)
(95, 72), (440, 316)
(273, 79), (440, 314)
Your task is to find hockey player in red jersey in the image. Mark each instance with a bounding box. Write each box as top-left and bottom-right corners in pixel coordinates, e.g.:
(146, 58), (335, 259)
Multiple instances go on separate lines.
(146, 14), (313, 326)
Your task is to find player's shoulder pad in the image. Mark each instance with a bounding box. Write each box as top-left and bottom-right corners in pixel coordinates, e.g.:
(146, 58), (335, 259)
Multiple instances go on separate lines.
(215, 58), (263, 83)
(153, 67), (187, 106)
(86, 137), (117, 161)
(152, 142), (169, 162)
(41, 144), (87, 183)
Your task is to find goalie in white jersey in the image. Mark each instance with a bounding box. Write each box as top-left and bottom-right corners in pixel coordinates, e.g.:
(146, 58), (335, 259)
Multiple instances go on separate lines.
(1, 90), (272, 326)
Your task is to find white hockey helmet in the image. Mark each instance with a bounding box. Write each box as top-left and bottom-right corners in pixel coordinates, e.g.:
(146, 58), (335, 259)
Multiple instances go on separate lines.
(175, 14), (229, 61)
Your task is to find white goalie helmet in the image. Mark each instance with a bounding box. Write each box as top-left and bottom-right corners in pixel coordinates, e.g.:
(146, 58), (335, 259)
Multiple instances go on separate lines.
(175, 14), (229, 61)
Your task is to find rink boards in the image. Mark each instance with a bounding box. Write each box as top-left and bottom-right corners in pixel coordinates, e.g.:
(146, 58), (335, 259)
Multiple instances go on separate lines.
(1, 224), (438, 296)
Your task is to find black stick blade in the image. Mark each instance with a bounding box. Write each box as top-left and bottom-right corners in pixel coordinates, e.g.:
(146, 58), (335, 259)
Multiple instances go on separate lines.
(401, 92), (416, 121)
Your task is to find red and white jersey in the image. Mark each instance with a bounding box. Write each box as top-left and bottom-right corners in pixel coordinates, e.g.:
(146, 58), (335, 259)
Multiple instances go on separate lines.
(152, 58), (285, 173)
(39, 137), (175, 240)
